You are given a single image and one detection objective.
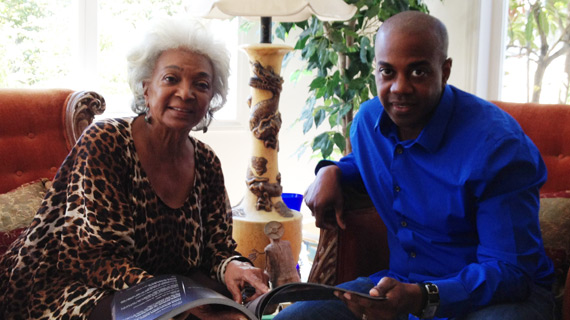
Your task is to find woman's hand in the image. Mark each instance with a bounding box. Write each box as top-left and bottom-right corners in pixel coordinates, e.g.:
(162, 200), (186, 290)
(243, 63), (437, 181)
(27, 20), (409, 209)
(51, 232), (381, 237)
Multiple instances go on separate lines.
(224, 260), (270, 304)
(334, 277), (423, 320)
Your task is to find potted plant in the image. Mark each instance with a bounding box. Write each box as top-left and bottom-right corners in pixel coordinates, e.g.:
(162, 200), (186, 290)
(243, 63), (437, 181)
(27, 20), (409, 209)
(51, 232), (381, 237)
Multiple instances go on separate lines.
(276, 0), (431, 159)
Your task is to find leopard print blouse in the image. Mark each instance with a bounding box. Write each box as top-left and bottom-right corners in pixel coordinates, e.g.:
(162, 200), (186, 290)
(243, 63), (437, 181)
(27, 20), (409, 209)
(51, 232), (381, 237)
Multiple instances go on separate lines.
(0, 117), (239, 319)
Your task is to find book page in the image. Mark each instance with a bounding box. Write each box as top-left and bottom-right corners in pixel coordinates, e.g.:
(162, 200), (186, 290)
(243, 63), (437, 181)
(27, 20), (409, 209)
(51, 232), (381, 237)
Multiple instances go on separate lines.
(112, 275), (256, 320)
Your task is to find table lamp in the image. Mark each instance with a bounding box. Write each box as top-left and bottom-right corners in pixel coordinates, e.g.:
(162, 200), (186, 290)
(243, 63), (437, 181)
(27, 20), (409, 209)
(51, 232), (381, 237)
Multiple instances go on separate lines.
(191, 0), (356, 270)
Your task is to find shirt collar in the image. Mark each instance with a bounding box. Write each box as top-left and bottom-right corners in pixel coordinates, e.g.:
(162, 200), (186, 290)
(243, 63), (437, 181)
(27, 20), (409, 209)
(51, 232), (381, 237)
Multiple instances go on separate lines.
(375, 85), (454, 152)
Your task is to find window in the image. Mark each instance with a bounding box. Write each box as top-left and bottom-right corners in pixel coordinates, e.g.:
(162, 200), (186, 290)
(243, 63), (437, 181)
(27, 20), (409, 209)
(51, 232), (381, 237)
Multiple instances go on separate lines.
(0, 0), (242, 122)
(429, 0), (569, 105)
(0, 0), (74, 88)
(502, 0), (570, 104)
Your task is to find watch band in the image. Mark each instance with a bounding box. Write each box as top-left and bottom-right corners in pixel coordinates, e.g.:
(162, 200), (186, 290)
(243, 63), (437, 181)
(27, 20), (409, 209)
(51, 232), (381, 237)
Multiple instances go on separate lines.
(419, 282), (439, 319)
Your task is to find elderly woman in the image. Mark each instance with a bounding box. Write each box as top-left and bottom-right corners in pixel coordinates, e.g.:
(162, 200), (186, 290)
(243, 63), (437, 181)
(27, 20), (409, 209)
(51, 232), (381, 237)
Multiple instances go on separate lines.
(0, 16), (268, 319)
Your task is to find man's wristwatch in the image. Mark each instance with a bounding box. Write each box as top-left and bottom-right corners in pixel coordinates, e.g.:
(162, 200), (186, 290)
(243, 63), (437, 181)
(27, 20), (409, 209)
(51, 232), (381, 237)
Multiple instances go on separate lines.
(418, 282), (439, 319)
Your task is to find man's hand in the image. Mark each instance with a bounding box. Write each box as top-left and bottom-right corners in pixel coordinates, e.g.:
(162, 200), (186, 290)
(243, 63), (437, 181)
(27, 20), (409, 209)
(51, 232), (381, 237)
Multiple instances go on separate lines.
(334, 277), (423, 320)
(224, 260), (269, 304)
(304, 165), (346, 229)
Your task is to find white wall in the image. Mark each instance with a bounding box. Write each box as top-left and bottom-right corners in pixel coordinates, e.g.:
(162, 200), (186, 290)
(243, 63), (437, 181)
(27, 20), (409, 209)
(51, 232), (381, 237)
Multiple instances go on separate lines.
(425, 0), (507, 99)
(424, 0), (477, 92)
(196, 0), (494, 208)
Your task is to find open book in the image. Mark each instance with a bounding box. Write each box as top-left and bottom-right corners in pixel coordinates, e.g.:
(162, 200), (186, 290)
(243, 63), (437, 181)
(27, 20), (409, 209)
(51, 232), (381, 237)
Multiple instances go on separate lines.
(112, 274), (386, 320)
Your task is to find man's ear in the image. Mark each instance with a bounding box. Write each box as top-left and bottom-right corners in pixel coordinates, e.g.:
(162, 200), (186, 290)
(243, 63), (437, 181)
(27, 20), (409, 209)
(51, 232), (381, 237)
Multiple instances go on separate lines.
(442, 58), (452, 85)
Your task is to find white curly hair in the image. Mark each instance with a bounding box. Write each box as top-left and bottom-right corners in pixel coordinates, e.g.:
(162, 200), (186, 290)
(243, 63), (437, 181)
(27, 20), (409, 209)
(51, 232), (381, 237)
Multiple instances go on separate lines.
(126, 16), (230, 132)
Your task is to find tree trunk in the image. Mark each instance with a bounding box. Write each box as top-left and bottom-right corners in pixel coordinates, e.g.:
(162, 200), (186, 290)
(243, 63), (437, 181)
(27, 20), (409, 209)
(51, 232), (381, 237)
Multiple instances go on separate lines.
(563, 3), (570, 104)
(531, 3), (548, 103)
(532, 58), (547, 103)
(341, 20), (356, 156)
(562, 47), (570, 104)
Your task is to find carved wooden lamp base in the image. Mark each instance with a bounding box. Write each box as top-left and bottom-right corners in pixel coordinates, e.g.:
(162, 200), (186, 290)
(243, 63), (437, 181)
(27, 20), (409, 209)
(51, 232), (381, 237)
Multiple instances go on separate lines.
(232, 217), (302, 270)
(231, 43), (303, 270)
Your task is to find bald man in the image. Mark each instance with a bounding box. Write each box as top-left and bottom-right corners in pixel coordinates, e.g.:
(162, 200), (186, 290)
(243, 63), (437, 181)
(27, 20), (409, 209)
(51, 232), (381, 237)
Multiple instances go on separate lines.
(275, 11), (555, 320)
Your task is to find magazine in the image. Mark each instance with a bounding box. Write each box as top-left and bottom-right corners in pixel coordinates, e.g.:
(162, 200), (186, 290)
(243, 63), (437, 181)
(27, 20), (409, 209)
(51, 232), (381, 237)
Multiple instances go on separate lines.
(112, 274), (387, 320)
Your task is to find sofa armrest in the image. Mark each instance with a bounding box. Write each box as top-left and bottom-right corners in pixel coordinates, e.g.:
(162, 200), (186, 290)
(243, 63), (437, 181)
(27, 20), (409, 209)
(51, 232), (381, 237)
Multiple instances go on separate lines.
(308, 187), (390, 285)
(64, 91), (106, 148)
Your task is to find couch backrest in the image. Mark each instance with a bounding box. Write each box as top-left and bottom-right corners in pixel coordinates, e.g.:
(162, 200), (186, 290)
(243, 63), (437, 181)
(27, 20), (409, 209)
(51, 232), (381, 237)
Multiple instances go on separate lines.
(492, 101), (570, 194)
(0, 89), (105, 194)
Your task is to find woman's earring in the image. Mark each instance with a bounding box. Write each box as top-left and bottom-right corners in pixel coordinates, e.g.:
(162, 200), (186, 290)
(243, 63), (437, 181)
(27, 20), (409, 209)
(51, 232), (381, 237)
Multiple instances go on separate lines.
(144, 104), (151, 123)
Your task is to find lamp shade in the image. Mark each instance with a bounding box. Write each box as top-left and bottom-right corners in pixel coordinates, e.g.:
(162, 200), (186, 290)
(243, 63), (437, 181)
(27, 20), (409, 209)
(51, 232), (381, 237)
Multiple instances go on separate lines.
(190, 0), (357, 22)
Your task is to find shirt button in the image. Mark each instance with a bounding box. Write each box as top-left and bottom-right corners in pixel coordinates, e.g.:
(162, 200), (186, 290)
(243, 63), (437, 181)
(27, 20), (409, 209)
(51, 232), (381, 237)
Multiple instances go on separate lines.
(401, 221), (407, 227)
(396, 146), (403, 154)
(410, 251), (416, 258)
(394, 185), (401, 192)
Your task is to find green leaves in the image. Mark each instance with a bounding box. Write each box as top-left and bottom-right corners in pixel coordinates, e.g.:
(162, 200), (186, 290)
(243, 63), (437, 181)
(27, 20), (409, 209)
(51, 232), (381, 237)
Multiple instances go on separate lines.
(312, 131), (347, 159)
(309, 76), (327, 90)
(333, 132), (347, 155)
(274, 23), (288, 41)
(359, 37), (371, 64)
(312, 132), (334, 159)
(314, 108), (327, 127)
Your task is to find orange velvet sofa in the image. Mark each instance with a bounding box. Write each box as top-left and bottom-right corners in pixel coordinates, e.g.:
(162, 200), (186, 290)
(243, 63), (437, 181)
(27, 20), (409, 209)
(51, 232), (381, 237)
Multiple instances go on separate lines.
(0, 88), (106, 254)
(308, 101), (570, 319)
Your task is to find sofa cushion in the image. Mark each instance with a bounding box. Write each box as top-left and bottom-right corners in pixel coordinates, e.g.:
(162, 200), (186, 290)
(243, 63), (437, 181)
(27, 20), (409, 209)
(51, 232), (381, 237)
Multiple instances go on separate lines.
(0, 227), (27, 256)
(539, 192), (570, 298)
(0, 178), (50, 255)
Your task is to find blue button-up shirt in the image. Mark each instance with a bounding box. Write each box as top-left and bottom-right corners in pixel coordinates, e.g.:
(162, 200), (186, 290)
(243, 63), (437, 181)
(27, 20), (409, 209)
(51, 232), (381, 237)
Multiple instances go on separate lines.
(332, 85), (554, 318)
